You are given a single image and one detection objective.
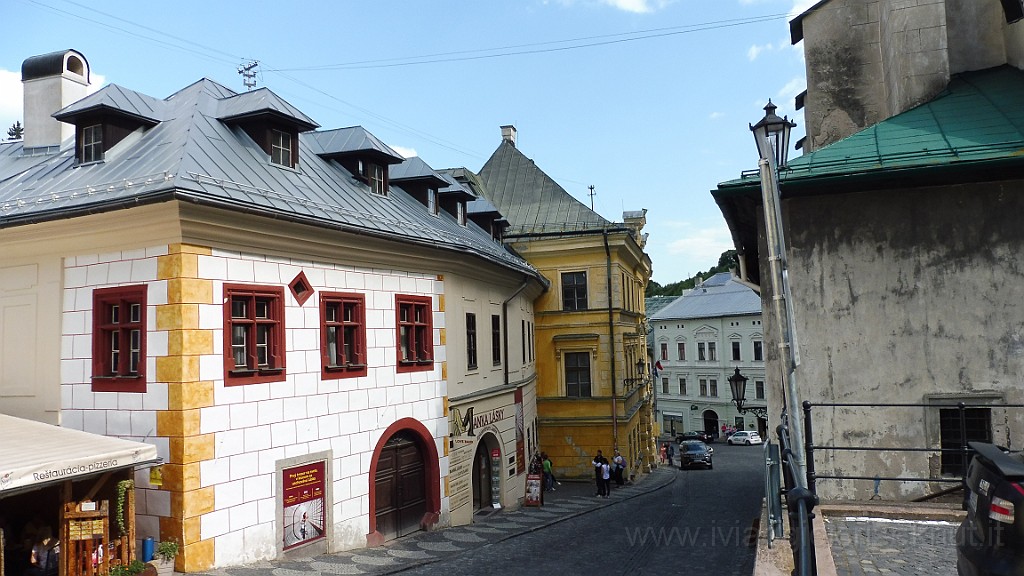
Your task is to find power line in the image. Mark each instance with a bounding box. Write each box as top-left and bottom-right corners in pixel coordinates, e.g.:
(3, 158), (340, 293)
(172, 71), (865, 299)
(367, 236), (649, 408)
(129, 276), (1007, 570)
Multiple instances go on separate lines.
(270, 14), (790, 72)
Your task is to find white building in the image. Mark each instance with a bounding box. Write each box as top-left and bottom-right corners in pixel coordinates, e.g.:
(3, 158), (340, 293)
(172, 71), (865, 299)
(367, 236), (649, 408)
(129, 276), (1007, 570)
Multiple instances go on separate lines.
(649, 273), (766, 440)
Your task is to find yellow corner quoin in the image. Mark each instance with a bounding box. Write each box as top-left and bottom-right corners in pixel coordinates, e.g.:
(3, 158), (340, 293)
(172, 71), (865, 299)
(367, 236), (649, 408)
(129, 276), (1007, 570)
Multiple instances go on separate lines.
(182, 538), (215, 572)
(168, 381), (215, 411)
(155, 355), (201, 383)
(167, 329), (215, 356)
(156, 303), (200, 331)
(167, 278), (214, 305)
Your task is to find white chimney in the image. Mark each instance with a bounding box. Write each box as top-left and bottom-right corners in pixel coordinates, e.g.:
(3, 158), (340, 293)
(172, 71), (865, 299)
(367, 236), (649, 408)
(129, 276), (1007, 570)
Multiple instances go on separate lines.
(500, 124), (517, 147)
(21, 49), (90, 152)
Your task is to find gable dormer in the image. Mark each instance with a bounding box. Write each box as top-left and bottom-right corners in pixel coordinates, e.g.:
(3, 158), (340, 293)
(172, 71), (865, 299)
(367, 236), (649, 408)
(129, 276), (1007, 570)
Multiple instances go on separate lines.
(307, 127), (403, 196)
(53, 84), (164, 164)
(217, 88), (319, 169)
(390, 156), (448, 213)
(467, 196), (509, 241)
(438, 173), (476, 226)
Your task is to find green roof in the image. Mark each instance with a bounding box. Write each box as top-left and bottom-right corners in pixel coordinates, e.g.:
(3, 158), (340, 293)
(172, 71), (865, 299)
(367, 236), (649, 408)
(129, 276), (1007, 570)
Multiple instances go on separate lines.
(719, 66), (1024, 191)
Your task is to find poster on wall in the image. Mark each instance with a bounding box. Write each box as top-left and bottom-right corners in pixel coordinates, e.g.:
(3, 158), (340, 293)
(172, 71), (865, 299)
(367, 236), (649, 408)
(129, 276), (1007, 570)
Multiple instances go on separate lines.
(514, 388), (525, 474)
(282, 461), (326, 550)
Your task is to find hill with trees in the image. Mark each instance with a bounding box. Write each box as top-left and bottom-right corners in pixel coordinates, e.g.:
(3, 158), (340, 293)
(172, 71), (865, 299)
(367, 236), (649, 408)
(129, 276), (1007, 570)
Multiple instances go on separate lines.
(646, 250), (737, 297)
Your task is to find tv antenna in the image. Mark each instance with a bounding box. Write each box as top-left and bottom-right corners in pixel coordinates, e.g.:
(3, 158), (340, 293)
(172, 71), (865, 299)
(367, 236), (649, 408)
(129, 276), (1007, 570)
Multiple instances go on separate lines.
(238, 61), (259, 91)
(588, 185), (596, 210)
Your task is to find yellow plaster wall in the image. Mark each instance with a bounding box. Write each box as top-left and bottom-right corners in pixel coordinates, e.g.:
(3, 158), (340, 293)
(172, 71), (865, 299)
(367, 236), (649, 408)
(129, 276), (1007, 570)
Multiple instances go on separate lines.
(155, 243), (216, 572)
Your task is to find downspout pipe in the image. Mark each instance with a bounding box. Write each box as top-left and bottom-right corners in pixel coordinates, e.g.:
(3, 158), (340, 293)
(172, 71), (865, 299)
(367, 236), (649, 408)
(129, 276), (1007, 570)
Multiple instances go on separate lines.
(502, 277), (531, 386)
(604, 229), (618, 448)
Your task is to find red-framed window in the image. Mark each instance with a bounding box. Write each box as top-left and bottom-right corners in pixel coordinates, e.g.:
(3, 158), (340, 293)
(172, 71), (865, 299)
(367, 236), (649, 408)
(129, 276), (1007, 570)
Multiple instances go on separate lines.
(92, 285), (147, 392)
(396, 295), (433, 373)
(320, 292), (367, 379)
(223, 284), (286, 386)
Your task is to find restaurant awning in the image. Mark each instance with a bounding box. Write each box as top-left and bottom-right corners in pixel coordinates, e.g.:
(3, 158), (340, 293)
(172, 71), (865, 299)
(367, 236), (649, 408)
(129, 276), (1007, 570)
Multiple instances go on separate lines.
(0, 414), (161, 499)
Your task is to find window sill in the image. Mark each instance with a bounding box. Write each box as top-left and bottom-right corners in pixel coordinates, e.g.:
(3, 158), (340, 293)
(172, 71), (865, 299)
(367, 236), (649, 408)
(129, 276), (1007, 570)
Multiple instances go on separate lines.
(91, 375), (146, 393)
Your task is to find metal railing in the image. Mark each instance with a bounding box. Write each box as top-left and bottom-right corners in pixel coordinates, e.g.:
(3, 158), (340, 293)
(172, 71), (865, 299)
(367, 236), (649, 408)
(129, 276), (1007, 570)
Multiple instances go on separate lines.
(776, 420), (818, 576)
(801, 401), (1024, 497)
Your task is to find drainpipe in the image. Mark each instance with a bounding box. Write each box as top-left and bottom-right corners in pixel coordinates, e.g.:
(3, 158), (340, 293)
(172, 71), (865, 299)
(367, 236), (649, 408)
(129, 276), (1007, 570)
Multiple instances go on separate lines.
(502, 277), (531, 386)
(604, 229), (618, 447)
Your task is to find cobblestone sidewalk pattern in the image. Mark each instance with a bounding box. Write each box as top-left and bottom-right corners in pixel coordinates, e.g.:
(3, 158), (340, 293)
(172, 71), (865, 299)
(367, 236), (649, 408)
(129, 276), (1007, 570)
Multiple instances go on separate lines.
(825, 516), (958, 576)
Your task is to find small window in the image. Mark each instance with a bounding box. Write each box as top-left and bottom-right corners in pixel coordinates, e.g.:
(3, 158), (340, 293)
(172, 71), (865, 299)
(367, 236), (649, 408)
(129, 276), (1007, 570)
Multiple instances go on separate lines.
(754, 340), (763, 361)
(708, 342), (717, 362)
(565, 351), (591, 397)
(709, 378), (718, 397)
(677, 342), (685, 361)
(660, 343), (668, 361)
(561, 272), (588, 311)
(457, 201), (466, 226)
(698, 342), (706, 361)
(364, 161), (386, 195)
(466, 313), (478, 370)
(755, 380), (765, 400)
(320, 292), (366, 379)
(223, 284), (286, 385)
(428, 189), (438, 215)
(940, 407), (991, 475)
(678, 378), (686, 395)
(491, 314), (501, 366)
(396, 295), (433, 372)
(661, 378), (669, 394)
(92, 285), (146, 392)
(271, 129), (293, 167)
(732, 341), (741, 361)
(521, 319), (526, 364)
(82, 124), (103, 163)
(699, 378), (708, 397)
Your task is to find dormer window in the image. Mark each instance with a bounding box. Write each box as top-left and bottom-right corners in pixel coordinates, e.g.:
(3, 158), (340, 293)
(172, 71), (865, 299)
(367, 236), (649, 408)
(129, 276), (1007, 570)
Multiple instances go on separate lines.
(359, 160), (387, 196)
(271, 129), (292, 167)
(428, 189), (438, 215)
(82, 124), (103, 163)
(457, 201), (466, 226)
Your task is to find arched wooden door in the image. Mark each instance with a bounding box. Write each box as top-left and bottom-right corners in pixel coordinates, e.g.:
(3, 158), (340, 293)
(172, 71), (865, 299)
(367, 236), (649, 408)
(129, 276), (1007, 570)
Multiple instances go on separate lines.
(702, 410), (720, 440)
(374, 431), (427, 540)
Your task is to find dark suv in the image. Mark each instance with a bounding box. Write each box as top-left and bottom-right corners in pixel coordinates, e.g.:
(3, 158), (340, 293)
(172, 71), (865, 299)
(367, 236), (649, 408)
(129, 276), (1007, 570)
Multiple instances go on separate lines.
(677, 431), (712, 444)
(957, 442), (1024, 576)
(678, 440), (713, 470)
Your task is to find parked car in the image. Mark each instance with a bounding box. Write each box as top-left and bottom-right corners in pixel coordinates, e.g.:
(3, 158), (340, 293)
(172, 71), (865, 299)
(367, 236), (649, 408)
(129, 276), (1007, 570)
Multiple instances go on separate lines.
(678, 440), (713, 469)
(728, 431), (762, 445)
(677, 430), (712, 444)
(957, 442), (1024, 576)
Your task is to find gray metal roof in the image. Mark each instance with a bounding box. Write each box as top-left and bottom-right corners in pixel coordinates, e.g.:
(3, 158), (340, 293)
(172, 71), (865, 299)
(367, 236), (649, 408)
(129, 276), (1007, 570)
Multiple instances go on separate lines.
(438, 172), (476, 200)
(21, 49), (89, 82)
(306, 126), (403, 163)
(650, 273), (761, 321)
(390, 156), (448, 187)
(477, 139), (610, 235)
(216, 87), (319, 131)
(0, 78), (536, 278)
(54, 83), (166, 125)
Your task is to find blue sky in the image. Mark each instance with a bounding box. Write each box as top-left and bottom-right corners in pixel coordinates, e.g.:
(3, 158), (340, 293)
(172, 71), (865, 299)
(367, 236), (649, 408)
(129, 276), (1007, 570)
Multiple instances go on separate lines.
(0, 0), (813, 284)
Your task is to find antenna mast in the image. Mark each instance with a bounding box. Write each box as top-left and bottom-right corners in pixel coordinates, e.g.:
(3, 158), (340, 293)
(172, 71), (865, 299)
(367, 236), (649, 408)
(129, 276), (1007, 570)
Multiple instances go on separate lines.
(588, 185), (596, 210)
(237, 61), (259, 91)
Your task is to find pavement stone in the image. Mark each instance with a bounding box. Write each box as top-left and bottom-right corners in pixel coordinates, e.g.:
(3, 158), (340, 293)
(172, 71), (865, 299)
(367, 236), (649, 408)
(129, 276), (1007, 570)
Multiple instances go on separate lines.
(196, 466), (677, 576)
(823, 517), (959, 576)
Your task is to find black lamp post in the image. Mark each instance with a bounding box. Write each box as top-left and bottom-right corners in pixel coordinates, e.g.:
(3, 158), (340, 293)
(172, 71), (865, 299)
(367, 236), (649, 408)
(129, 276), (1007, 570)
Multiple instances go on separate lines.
(749, 100), (797, 169)
(728, 367), (767, 419)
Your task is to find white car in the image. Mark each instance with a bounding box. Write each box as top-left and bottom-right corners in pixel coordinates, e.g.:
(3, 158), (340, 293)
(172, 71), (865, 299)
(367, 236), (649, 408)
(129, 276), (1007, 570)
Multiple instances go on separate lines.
(728, 431), (763, 445)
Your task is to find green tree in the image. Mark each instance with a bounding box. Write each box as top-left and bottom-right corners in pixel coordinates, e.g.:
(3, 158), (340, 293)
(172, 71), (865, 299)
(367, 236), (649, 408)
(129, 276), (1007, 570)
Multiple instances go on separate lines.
(646, 249), (738, 297)
(7, 121), (23, 140)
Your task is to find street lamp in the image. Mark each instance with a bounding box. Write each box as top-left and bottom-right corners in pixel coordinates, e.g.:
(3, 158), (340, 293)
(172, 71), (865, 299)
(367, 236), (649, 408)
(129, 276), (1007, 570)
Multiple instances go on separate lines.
(750, 99), (808, 487)
(728, 368), (767, 419)
(749, 100), (797, 169)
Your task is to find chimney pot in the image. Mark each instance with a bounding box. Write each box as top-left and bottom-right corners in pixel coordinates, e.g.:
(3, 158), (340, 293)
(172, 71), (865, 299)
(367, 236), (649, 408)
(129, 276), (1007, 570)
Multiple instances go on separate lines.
(500, 124), (517, 147)
(21, 49), (91, 152)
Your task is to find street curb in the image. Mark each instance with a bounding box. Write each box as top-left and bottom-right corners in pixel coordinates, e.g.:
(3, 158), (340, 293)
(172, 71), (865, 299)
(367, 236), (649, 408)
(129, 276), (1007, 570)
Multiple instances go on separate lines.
(378, 469), (679, 575)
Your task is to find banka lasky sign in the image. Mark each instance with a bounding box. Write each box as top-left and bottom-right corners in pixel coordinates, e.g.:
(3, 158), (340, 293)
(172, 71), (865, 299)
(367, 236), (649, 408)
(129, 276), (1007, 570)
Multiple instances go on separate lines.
(449, 407), (506, 445)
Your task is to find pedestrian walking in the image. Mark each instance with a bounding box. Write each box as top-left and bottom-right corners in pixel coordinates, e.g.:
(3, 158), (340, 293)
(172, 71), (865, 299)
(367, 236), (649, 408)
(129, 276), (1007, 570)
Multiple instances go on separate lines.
(660, 442), (667, 464)
(598, 455), (606, 496)
(542, 452), (555, 492)
(667, 443), (675, 467)
(592, 450), (606, 497)
(613, 449), (626, 486)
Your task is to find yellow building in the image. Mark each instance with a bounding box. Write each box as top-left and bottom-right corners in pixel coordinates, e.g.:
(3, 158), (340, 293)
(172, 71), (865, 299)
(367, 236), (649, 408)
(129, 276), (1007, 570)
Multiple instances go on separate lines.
(457, 126), (656, 480)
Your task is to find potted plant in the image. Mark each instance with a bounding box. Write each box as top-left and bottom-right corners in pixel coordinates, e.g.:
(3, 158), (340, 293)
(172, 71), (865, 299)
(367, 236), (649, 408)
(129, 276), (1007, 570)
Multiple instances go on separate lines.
(152, 540), (178, 576)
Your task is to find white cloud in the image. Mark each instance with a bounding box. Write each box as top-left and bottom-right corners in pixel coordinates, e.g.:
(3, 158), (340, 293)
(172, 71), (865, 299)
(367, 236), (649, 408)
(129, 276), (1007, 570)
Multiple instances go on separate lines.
(777, 76), (805, 104)
(708, 111), (725, 120)
(389, 145), (417, 159)
(789, 0), (819, 18)
(662, 224), (734, 275)
(747, 43), (772, 61)
(599, 0), (674, 13)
